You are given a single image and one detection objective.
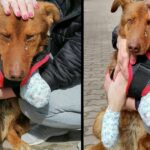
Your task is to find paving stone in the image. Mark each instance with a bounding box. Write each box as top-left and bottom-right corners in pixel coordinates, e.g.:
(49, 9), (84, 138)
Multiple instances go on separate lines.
(84, 135), (99, 146)
(84, 119), (95, 127)
(86, 112), (98, 119)
(84, 0), (121, 148)
(84, 126), (93, 136)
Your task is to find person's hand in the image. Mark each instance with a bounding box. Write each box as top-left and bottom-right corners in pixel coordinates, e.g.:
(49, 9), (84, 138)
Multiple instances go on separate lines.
(104, 72), (127, 112)
(145, 0), (150, 18)
(0, 0), (39, 20)
(114, 36), (136, 80)
(104, 72), (136, 111)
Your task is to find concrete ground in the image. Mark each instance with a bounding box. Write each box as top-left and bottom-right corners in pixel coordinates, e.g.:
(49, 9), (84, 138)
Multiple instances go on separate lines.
(84, 0), (121, 148)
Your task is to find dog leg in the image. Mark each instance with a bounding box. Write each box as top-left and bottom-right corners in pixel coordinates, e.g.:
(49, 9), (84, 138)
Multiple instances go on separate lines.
(85, 143), (106, 150)
(14, 123), (30, 137)
(7, 126), (30, 150)
(14, 114), (30, 136)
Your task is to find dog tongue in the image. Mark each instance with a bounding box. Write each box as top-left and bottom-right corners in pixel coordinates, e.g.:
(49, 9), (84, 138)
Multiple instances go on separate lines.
(130, 55), (136, 65)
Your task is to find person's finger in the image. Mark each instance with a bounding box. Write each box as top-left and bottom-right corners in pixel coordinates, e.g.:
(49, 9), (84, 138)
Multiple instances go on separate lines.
(105, 73), (112, 83)
(1, 0), (11, 15)
(116, 36), (129, 79)
(115, 72), (126, 85)
(117, 51), (129, 79)
(104, 73), (112, 92)
(130, 54), (136, 65)
(10, 0), (21, 17)
(25, 0), (34, 18)
(113, 64), (121, 80)
(119, 60), (129, 80)
(117, 36), (127, 50)
(17, 0), (29, 20)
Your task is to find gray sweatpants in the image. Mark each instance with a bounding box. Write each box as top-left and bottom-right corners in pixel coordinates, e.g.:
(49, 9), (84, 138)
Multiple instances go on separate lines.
(19, 84), (81, 129)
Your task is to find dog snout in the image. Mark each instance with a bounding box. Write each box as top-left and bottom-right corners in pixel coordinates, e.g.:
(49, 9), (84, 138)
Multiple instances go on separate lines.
(128, 41), (141, 53)
(9, 63), (25, 80)
(9, 70), (25, 80)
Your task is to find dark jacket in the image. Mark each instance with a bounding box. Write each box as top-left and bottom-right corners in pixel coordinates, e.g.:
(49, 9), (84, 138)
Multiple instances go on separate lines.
(39, 0), (81, 91)
(112, 26), (118, 50)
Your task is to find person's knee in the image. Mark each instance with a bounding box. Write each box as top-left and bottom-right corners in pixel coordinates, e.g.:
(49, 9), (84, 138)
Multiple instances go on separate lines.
(19, 84), (81, 128)
(49, 85), (81, 114)
(19, 99), (48, 124)
(19, 99), (81, 129)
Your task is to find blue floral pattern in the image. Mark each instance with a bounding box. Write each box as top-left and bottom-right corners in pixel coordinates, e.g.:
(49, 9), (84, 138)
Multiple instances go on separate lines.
(138, 93), (150, 127)
(101, 106), (120, 148)
(20, 71), (51, 108)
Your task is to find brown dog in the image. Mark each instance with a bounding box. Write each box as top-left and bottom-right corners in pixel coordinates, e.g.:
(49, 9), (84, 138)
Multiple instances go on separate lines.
(0, 2), (60, 150)
(0, 2), (59, 81)
(85, 0), (150, 150)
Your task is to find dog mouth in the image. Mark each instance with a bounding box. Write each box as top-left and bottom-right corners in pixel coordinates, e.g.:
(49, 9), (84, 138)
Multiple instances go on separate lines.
(5, 76), (24, 81)
(4, 73), (26, 81)
(128, 45), (149, 56)
(130, 51), (144, 55)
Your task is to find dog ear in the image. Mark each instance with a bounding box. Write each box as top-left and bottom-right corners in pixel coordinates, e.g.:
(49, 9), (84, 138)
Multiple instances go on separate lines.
(43, 2), (60, 26)
(111, 0), (132, 12)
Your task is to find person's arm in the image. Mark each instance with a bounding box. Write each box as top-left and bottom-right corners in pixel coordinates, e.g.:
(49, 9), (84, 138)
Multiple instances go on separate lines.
(112, 27), (136, 80)
(102, 72), (127, 148)
(40, 16), (81, 91)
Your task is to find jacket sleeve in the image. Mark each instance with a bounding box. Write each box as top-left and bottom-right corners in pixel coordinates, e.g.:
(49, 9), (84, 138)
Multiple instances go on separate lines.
(112, 26), (118, 49)
(39, 19), (81, 91)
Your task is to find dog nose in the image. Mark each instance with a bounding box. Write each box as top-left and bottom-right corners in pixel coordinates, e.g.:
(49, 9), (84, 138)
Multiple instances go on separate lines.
(128, 42), (141, 53)
(9, 70), (25, 80)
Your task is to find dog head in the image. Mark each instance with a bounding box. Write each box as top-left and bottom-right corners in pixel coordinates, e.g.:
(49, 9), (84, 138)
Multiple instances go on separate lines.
(111, 0), (150, 55)
(0, 2), (60, 81)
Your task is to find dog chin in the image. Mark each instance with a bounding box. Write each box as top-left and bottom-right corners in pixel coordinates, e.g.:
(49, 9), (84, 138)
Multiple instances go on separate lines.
(129, 51), (147, 56)
(4, 75), (24, 82)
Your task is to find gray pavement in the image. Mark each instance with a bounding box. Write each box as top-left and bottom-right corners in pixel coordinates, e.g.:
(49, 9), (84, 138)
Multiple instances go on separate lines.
(84, 0), (121, 148)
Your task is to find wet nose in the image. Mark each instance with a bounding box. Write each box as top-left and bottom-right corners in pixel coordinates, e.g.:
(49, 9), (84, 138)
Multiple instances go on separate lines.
(128, 41), (141, 53)
(9, 70), (25, 80)
(9, 63), (25, 80)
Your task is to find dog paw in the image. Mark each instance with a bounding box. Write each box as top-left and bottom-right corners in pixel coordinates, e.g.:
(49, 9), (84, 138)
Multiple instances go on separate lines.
(14, 141), (31, 150)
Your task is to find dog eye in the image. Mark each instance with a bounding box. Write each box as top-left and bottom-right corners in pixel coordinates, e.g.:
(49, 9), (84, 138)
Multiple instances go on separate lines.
(127, 18), (134, 24)
(147, 20), (150, 25)
(0, 33), (11, 41)
(26, 35), (35, 41)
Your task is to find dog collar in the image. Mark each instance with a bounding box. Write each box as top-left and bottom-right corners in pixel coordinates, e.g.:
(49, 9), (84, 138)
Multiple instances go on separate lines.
(126, 52), (150, 99)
